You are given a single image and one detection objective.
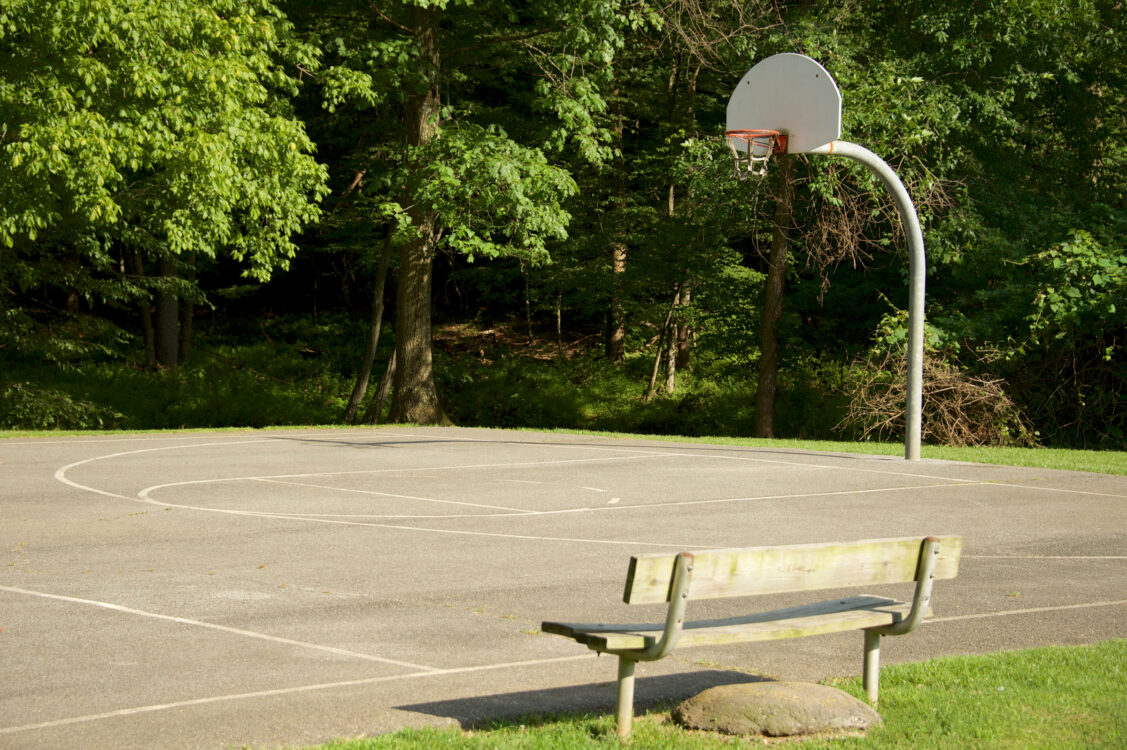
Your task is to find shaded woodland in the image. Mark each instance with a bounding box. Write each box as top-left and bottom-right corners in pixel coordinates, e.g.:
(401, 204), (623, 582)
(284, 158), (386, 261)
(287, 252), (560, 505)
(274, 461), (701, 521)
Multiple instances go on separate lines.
(2, 0), (1124, 449)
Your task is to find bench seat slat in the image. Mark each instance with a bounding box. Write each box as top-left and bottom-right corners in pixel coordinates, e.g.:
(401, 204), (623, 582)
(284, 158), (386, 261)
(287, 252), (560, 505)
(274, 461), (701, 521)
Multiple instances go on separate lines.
(544, 594), (920, 652)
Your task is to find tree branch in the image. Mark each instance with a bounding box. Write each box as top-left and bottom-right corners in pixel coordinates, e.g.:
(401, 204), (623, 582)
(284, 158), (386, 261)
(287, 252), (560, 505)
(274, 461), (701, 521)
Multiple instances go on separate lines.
(444, 25), (565, 62)
(368, 0), (413, 35)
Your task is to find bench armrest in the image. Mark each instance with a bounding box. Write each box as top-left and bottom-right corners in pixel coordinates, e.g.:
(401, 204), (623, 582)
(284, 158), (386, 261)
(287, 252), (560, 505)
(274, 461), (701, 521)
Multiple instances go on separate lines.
(604, 552), (694, 662)
(869, 536), (941, 636)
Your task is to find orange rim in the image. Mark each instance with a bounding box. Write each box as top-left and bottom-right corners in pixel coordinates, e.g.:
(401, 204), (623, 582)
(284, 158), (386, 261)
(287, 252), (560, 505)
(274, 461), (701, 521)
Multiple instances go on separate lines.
(725, 129), (788, 154)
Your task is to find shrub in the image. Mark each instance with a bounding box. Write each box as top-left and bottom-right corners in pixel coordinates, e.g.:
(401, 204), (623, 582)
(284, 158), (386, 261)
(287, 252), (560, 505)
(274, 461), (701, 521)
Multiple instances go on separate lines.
(0, 381), (125, 430)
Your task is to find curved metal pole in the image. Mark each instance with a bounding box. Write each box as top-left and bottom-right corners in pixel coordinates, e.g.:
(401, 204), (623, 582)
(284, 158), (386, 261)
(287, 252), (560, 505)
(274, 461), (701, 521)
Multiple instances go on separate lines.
(808, 140), (925, 460)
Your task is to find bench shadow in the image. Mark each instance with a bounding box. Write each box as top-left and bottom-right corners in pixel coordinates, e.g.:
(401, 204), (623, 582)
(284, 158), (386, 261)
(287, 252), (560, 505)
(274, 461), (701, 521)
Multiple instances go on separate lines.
(395, 670), (772, 730)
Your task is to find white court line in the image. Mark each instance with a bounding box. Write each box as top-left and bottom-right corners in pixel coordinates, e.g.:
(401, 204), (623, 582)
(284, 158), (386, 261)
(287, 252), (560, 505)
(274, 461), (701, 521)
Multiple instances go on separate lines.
(53, 436), (1126, 547)
(191, 511), (693, 548)
(37, 427), (1127, 502)
(617, 449), (1127, 499)
(0, 584), (440, 672)
(492, 436), (1127, 499)
(2, 433), (267, 446)
(375, 431), (968, 481)
(930, 599), (1127, 623)
(6, 598), (1126, 737)
(271, 481), (979, 521)
(965, 554), (1127, 561)
(129, 452), (664, 502)
(122, 478), (1013, 544)
(53, 439), (279, 500)
(54, 442), (685, 543)
(130, 471), (984, 544)
(0, 654), (593, 737)
(566, 481), (972, 515)
(112, 461), (1014, 544)
(251, 477), (532, 514)
(59, 432), (1122, 515)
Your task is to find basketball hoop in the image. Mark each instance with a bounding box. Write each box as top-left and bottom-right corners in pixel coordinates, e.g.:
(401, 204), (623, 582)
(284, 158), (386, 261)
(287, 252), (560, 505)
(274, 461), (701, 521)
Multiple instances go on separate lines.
(724, 53), (926, 459)
(726, 129), (787, 180)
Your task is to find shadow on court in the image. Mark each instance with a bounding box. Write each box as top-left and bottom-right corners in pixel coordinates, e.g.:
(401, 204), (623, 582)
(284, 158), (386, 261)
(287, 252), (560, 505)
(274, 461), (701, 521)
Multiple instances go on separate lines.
(398, 670), (768, 729)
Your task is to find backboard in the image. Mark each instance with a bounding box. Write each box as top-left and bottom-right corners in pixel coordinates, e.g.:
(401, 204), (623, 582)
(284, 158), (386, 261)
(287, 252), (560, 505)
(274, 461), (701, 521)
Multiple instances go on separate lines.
(726, 53), (842, 154)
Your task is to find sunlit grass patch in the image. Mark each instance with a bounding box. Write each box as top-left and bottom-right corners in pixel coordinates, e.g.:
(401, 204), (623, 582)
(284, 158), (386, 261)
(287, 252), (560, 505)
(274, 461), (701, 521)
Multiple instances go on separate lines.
(298, 641), (1127, 750)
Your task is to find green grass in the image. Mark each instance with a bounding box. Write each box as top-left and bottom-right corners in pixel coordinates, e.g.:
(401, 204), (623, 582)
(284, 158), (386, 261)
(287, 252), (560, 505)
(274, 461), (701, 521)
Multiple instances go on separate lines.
(299, 641), (1126, 749)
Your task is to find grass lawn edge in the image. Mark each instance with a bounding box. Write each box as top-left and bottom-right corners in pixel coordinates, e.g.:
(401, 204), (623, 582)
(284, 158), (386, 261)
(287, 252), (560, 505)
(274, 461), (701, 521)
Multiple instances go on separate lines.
(5, 423), (1124, 476)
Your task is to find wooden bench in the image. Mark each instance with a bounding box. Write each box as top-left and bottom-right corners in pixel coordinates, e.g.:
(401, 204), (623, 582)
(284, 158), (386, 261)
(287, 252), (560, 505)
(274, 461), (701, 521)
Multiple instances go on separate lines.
(542, 535), (962, 737)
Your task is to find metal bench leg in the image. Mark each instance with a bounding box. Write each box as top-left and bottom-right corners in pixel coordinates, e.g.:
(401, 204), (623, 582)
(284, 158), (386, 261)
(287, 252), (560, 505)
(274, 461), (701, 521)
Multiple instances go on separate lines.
(863, 629), (881, 704)
(615, 656), (636, 738)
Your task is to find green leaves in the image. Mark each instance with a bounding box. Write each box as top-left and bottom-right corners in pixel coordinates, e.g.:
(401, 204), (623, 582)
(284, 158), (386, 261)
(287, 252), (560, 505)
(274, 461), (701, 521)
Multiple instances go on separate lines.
(410, 123), (577, 264)
(0, 0), (327, 275)
(289, 0), (628, 268)
(1027, 230), (1126, 345)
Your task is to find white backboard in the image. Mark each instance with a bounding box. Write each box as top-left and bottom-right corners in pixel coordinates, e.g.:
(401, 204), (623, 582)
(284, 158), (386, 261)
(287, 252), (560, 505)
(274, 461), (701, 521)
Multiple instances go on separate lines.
(726, 53), (842, 154)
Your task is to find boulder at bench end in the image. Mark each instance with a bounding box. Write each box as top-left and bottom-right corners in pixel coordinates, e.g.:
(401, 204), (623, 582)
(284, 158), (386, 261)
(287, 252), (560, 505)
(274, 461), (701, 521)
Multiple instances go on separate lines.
(672, 682), (880, 737)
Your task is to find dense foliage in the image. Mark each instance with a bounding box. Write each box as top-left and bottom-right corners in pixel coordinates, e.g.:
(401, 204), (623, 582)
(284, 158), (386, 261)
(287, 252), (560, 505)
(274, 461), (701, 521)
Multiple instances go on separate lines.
(0, 0), (328, 368)
(2, 0), (1123, 449)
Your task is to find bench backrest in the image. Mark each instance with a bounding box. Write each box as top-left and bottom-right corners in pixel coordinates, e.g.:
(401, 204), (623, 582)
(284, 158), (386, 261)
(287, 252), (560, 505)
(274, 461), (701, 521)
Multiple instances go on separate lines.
(623, 535), (962, 604)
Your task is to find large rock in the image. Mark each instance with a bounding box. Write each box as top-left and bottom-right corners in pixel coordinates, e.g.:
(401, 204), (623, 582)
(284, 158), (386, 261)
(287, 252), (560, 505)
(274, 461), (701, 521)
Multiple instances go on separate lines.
(672, 681), (880, 737)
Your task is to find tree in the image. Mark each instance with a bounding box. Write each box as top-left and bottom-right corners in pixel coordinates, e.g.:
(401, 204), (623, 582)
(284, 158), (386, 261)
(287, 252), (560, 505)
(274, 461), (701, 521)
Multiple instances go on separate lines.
(840, 0), (1127, 446)
(0, 0), (328, 368)
(551, 1), (771, 384)
(291, 0), (625, 424)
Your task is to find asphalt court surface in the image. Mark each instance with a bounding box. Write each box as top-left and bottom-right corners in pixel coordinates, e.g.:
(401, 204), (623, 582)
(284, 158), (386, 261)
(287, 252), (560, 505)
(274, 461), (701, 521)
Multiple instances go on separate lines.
(2, 426), (1126, 749)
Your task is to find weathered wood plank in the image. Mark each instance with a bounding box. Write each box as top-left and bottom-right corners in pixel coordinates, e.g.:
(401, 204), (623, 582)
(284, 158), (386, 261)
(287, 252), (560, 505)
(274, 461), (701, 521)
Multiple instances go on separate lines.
(624, 535), (962, 604)
(545, 595), (918, 652)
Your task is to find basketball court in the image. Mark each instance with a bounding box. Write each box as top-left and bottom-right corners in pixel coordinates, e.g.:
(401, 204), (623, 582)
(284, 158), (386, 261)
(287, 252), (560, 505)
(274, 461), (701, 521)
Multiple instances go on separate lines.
(3, 426), (1126, 748)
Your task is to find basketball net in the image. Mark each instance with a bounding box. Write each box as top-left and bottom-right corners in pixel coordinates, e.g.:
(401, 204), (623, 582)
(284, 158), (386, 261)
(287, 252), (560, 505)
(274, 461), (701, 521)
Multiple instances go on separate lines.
(726, 130), (786, 180)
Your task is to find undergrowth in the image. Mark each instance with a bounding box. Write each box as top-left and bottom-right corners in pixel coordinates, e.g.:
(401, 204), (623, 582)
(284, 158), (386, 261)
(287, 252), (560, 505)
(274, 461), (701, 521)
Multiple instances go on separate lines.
(0, 315), (1119, 455)
(0, 314), (354, 430)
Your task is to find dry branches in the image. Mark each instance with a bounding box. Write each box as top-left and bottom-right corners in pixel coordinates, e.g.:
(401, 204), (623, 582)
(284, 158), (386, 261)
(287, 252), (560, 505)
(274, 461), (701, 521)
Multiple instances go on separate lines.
(840, 350), (1037, 447)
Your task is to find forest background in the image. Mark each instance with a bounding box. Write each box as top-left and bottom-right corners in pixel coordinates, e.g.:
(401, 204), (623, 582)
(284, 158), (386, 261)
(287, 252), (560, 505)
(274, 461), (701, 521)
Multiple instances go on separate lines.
(1, 0), (1124, 450)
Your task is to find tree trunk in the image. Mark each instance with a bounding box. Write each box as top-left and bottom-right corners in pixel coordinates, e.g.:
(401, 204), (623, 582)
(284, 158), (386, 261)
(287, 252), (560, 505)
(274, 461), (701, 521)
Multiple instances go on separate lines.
(343, 232), (393, 424)
(606, 242), (627, 363)
(522, 261), (533, 344)
(642, 328), (665, 403)
(753, 153), (793, 438)
(674, 64), (699, 374)
(389, 222), (448, 424)
(362, 348), (396, 425)
(605, 85), (627, 364)
(643, 283), (683, 403)
(129, 250), (157, 367)
(663, 162), (678, 397)
(663, 329), (676, 395)
(155, 256), (178, 368)
(665, 161), (692, 375)
(388, 4), (449, 425)
(178, 252), (195, 365)
(556, 289), (564, 360)
(178, 298), (193, 364)
(675, 283), (692, 371)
